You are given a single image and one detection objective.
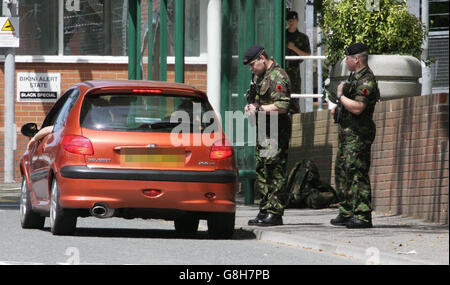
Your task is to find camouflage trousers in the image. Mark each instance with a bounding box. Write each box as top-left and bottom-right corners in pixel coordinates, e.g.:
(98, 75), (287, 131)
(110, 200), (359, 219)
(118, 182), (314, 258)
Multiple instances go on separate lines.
(255, 119), (291, 216)
(286, 67), (301, 94)
(256, 143), (289, 216)
(335, 130), (375, 223)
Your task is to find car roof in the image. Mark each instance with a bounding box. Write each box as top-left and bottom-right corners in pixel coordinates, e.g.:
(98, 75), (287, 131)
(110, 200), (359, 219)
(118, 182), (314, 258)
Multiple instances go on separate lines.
(74, 80), (204, 95)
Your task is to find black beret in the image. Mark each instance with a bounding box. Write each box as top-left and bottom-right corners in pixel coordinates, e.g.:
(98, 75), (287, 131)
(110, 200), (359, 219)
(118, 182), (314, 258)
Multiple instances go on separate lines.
(345, 43), (369, 56)
(243, 45), (265, 65)
(286, 11), (298, 20)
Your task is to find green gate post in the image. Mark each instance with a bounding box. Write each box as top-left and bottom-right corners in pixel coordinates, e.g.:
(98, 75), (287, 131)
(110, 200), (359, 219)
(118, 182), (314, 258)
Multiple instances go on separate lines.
(236, 0), (257, 206)
(128, 0), (137, 79)
(274, 0), (286, 69)
(160, 0), (168, 81)
(148, 0), (153, 80)
(221, 0), (231, 123)
(175, 0), (185, 83)
(136, 0), (142, 80)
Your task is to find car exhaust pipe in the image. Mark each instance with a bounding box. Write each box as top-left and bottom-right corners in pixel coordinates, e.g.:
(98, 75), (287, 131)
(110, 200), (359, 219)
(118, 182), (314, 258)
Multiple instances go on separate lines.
(90, 203), (115, 219)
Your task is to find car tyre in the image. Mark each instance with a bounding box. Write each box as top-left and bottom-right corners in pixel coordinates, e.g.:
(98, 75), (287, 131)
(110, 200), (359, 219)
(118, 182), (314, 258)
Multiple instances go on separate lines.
(174, 215), (199, 236)
(20, 178), (45, 229)
(207, 212), (235, 239)
(49, 178), (77, 236)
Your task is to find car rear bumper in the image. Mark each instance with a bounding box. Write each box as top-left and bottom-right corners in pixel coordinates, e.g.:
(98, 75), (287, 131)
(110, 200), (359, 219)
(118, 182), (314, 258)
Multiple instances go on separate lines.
(57, 167), (237, 213)
(60, 166), (237, 183)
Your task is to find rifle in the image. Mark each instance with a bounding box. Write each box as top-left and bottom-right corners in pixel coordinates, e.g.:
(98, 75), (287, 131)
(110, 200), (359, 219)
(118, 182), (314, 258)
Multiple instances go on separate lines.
(246, 77), (258, 105)
(245, 77), (258, 126)
(333, 72), (353, 124)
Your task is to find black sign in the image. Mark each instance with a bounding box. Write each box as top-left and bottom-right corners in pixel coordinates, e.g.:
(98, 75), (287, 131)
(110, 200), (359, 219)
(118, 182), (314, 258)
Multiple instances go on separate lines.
(20, 92), (58, 99)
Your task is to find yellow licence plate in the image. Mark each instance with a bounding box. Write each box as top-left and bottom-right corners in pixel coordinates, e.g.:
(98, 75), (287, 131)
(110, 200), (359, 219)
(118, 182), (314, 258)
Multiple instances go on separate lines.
(120, 148), (185, 168)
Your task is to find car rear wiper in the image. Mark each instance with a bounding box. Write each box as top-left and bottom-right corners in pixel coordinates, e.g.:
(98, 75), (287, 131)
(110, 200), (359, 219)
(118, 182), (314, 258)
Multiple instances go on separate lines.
(130, 121), (205, 131)
(151, 121), (206, 131)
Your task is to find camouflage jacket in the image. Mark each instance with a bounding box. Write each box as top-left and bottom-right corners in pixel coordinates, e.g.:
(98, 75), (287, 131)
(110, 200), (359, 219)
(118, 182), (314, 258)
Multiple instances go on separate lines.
(285, 29), (311, 70)
(339, 66), (379, 139)
(253, 61), (292, 112)
(252, 61), (292, 143)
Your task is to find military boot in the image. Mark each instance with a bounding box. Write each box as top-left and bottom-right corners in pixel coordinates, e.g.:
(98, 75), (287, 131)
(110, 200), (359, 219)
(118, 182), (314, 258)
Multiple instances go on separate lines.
(254, 213), (283, 227)
(248, 211), (268, 226)
(330, 213), (350, 226)
(345, 217), (373, 229)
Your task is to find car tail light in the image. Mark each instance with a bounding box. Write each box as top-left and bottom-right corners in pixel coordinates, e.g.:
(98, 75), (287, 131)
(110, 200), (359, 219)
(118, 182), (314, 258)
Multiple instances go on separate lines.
(210, 139), (233, 160)
(62, 135), (94, 155)
(132, 89), (163, 94)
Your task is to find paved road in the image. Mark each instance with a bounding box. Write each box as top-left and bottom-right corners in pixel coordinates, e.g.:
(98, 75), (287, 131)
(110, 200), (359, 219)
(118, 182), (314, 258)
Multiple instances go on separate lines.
(0, 206), (361, 265)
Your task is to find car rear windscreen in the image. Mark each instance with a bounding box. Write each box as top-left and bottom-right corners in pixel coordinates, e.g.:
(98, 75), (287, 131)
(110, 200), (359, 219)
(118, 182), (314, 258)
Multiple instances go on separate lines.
(80, 94), (217, 133)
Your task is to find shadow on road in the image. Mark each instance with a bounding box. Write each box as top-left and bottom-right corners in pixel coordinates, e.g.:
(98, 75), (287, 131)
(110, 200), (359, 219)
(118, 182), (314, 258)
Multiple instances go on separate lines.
(39, 227), (256, 241)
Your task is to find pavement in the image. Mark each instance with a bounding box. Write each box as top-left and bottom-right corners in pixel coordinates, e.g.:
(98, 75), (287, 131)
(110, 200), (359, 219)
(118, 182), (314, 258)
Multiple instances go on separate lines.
(1, 182), (448, 265)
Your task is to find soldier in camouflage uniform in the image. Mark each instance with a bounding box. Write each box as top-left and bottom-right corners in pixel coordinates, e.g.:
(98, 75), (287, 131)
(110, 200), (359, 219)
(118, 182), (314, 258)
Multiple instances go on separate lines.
(285, 11), (311, 94)
(328, 43), (380, 229)
(243, 45), (292, 227)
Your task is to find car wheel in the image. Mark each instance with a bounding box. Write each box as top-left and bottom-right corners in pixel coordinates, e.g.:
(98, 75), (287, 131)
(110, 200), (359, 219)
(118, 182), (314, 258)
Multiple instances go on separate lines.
(174, 215), (199, 236)
(207, 212), (235, 239)
(20, 178), (45, 229)
(49, 178), (77, 236)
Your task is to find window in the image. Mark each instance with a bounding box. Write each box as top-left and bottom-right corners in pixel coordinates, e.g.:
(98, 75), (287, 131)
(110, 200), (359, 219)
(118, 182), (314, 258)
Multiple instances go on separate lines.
(165, 0), (200, 57)
(41, 88), (80, 130)
(146, 0), (205, 65)
(12, 0), (205, 61)
(80, 94), (215, 133)
(17, 1), (59, 55)
(53, 89), (80, 131)
(429, 0), (449, 90)
(64, 0), (127, 56)
(16, 0), (127, 56)
(429, 0), (449, 32)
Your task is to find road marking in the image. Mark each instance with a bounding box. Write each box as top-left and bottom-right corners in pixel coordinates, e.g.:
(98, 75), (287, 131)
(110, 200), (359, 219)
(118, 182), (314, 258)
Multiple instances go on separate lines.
(0, 261), (45, 265)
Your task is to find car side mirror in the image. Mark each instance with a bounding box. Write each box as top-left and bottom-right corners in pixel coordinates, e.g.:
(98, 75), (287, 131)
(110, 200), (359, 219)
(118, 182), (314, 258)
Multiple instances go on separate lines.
(21, 123), (39, 138)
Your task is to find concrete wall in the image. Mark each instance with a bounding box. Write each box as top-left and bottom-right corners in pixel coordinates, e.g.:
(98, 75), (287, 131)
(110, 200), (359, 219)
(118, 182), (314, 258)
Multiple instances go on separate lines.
(288, 93), (449, 224)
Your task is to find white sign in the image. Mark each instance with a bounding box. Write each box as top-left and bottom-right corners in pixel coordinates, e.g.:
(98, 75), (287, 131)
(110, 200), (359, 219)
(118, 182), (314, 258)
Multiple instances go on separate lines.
(17, 73), (61, 102)
(0, 17), (19, 47)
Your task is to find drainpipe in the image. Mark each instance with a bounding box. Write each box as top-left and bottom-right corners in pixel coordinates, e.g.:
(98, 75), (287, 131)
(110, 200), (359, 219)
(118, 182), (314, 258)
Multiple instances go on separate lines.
(207, 0), (221, 122)
(421, 0), (432, 96)
(3, 0), (18, 183)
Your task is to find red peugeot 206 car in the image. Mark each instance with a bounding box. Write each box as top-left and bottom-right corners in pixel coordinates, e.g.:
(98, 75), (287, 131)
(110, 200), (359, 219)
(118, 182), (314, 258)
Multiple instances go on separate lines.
(19, 80), (237, 238)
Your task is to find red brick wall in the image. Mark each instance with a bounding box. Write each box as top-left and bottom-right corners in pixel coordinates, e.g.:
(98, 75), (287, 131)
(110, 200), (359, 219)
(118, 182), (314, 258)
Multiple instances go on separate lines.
(0, 62), (207, 181)
(288, 93), (449, 224)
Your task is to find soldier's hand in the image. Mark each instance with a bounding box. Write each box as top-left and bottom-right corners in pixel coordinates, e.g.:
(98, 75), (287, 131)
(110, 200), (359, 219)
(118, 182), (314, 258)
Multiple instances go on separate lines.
(287, 42), (296, 51)
(330, 106), (337, 116)
(245, 103), (259, 116)
(337, 82), (346, 96)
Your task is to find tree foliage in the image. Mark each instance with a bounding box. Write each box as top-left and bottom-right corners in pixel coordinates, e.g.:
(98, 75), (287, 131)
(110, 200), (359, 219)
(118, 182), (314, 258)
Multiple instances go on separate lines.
(319, 0), (427, 67)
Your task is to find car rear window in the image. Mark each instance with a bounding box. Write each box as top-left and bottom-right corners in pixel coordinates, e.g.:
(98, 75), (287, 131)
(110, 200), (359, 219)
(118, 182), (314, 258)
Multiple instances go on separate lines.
(80, 94), (217, 133)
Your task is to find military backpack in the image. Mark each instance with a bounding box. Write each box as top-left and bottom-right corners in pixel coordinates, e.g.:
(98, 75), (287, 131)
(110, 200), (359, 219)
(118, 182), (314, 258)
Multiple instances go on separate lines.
(284, 160), (338, 209)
